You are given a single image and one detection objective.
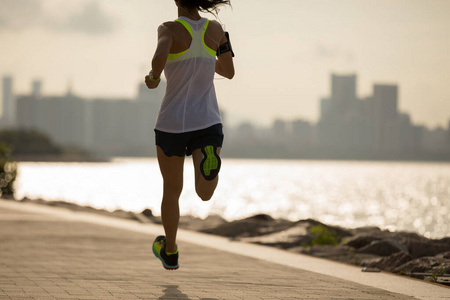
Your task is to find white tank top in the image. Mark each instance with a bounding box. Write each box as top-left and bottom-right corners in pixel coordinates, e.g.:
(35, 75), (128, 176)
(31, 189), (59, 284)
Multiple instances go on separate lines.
(155, 17), (222, 133)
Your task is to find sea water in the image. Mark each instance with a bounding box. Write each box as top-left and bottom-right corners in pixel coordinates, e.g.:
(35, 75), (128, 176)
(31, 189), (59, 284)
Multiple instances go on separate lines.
(14, 158), (450, 239)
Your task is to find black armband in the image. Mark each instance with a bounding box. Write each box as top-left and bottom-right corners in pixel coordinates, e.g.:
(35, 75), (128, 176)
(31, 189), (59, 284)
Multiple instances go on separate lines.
(217, 32), (235, 57)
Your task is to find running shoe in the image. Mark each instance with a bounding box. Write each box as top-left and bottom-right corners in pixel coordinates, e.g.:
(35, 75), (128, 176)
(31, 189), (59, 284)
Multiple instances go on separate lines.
(200, 145), (221, 181)
(152, 236), (179, 270)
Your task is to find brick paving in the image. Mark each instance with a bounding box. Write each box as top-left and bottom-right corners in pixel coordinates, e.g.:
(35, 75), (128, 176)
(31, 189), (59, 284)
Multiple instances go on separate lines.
(0, 203), (424, 300)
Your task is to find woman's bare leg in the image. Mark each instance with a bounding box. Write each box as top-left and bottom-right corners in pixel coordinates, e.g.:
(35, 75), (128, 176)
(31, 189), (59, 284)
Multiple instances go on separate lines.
(156, 146), (184, 253)
(192, 147), (221, 201)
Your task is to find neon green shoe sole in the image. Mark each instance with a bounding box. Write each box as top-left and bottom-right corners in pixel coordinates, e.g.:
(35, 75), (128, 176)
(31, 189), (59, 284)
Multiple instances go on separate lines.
(200, 145), (221, 181)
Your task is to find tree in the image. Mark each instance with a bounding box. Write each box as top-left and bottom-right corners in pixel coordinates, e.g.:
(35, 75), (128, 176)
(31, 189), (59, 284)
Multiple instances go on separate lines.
(0, 129), (61, 155)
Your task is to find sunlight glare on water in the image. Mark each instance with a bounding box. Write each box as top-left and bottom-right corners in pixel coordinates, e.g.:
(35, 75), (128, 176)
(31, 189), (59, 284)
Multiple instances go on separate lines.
(15, 158), (450, 238)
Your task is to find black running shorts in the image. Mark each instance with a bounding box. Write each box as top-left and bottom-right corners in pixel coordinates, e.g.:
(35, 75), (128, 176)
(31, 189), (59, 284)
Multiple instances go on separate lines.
(155, 124), (224, 157)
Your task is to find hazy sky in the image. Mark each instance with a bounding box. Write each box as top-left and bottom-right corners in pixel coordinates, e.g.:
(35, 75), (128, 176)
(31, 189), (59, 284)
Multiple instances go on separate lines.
(1, 0), (449, 128)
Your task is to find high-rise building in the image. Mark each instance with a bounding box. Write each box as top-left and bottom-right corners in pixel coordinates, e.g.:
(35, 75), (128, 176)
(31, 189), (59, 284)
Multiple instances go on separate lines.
(447, 119), (450, 144)
(373, 84), (398, 122)
(2, 76), (15, 127)
(372, 84), (399, 154)
(292, 119), (313, 147)
(331, 74), (357, 114)
(32, 80), (42, 98)
(319, 97), (331, 120)
(273, 119), (286, 135)
(16, 95), (38, 130)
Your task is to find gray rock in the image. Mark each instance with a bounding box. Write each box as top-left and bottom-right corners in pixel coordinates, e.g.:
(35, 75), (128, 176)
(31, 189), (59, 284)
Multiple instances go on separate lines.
(361, 256), (384, 267)
(406, 240), (450, 259)
(344, 235), (383, 249)
(180, 215), (227, 231)
(392, 231), (428, 242)
(297, 219), (353, 240)
(367, 251), (413, 272)
(350, 226), (382, 234)
(358, 238), (409, 256)
(239, 223), (312, 249)
(393, 256), (450, 274)
(438, 237), (450, 246)
(201, 214), (293, 238)
(141, 208), (153, 217)
(442, 251), (450, 259)
(111, 209), (135, 219)
(248, 214), (275, 221)
(343, 230), (394, 249)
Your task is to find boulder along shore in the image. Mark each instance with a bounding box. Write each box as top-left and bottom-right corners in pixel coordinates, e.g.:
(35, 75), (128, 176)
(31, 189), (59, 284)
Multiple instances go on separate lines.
(14, 197), (450, 286)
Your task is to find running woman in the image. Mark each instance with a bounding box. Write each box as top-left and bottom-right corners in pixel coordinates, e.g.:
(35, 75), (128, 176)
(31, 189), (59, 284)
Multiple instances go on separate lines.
(145, 0), (234, 270)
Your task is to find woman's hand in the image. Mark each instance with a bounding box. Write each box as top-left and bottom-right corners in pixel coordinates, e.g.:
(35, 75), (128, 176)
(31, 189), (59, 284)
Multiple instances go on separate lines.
(145, 75), (160, 89)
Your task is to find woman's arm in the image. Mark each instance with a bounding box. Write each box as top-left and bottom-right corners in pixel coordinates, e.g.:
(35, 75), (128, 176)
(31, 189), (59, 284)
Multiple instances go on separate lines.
(215, 30), (235, 79)
(145, 24), (173, 89)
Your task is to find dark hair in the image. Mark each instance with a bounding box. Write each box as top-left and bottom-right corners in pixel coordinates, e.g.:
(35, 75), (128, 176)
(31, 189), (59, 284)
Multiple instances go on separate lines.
(179, 0), (231, 14)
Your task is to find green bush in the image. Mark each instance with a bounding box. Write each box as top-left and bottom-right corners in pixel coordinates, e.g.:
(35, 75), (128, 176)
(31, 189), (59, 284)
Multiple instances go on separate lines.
(308, 224), (339, 246)
(0, 143), (17, 199)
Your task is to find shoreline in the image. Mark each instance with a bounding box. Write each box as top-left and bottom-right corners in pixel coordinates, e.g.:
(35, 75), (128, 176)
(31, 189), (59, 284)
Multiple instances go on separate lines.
(6, 197), (450, 287)
(12, 154), (450, 163)
(12, 154), (110, 163)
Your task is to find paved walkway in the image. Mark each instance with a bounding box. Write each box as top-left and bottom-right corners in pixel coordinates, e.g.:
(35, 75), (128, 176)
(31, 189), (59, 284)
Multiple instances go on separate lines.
(0, 200), (448, 300)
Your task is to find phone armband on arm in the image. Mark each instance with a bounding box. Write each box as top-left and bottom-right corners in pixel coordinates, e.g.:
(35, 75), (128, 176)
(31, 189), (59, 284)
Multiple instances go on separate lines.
(217, 32), (235, 57)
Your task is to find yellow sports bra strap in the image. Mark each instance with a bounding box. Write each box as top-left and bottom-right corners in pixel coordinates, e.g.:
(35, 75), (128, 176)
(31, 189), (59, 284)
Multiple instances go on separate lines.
(176, 18), (193, 37)
(167, 19), (192, 61)
(202, 19), (217, 57)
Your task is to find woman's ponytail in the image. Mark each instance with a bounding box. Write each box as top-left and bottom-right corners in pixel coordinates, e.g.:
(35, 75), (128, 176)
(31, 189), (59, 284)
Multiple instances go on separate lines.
(179, 0), (231, 14)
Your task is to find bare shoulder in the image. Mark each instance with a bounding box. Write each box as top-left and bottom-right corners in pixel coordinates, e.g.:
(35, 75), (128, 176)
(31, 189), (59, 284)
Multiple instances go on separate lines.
(208, 20), (224, 33)
(162, 20), (179, 27)
(159, 21), (178, 32)
(206, 19), (226, 44)
(160, 20), (191, 37)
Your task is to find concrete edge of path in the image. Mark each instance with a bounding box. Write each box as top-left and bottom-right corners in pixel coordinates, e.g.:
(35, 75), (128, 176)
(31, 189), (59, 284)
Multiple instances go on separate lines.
(1, 199), (448, 300)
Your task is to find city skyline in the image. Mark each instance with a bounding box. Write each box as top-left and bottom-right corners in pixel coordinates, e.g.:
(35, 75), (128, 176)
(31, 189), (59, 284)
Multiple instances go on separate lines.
(0, 0), (449, 129)
(1, 72), (450, 132)
(2, 72), (449, 160)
